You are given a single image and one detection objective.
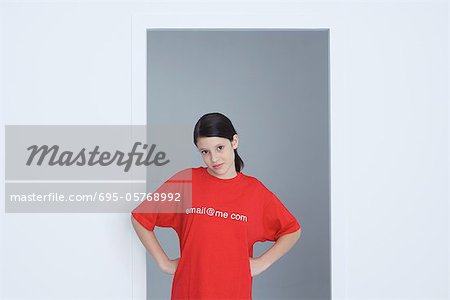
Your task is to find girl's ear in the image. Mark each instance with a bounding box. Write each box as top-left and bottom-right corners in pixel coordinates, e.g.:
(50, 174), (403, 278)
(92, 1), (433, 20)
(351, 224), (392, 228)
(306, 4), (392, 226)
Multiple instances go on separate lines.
(232, 134), (239, 149)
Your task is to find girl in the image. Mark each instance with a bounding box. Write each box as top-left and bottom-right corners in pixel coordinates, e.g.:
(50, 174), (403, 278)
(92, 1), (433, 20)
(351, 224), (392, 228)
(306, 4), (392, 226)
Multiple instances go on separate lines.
(131, 112), (302, 299)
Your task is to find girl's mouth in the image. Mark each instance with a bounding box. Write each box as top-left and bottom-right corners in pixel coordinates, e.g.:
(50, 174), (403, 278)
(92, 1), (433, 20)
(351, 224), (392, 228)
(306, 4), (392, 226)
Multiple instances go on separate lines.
(213, 163), (223, 169)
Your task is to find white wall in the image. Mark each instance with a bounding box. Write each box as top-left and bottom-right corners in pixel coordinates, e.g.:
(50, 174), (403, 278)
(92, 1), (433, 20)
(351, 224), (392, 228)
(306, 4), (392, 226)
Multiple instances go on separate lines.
(1, 1), (448, 299)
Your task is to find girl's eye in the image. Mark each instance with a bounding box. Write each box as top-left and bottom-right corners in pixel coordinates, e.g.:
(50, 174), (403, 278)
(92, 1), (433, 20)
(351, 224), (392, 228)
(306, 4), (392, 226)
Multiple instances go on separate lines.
(201, 150), (208, 155)
(217, 146), (224, 151)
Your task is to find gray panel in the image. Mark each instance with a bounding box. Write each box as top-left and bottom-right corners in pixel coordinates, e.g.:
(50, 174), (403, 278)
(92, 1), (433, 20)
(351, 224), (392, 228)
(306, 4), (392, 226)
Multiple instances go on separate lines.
(146, 29), (329, 300)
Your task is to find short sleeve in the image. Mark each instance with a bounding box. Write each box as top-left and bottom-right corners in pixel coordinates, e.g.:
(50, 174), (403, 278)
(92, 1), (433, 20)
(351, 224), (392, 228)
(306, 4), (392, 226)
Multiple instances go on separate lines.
(131, 207), (179, 232)
(259, 190), (301, 242)
(131, 168), (192, 234)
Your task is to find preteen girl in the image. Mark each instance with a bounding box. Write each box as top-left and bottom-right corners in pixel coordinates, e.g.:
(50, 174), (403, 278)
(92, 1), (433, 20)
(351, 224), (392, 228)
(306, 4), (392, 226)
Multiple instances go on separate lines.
(132, 112), (302, 299)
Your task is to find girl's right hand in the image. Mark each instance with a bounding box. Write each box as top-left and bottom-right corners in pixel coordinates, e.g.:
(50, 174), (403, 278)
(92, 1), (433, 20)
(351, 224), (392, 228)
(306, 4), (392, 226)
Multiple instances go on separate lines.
(160, 257), (180, 275)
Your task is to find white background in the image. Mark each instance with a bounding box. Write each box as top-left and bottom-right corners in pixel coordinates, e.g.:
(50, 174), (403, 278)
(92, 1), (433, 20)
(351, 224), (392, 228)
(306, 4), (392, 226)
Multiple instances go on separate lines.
(1, 1), (448, 299)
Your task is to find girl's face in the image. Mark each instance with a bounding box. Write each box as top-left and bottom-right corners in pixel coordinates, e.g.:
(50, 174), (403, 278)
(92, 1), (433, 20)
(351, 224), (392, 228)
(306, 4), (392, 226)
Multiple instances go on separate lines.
(196, 134), (239, 179)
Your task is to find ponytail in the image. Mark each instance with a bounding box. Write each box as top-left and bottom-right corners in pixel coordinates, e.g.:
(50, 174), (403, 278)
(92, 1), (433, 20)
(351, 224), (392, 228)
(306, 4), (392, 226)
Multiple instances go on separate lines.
(234, 149), (244, 172)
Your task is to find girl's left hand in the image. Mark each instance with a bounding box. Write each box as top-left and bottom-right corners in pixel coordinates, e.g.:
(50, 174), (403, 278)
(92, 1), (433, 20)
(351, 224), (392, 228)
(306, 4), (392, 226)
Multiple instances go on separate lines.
(249, 257), (269, 277)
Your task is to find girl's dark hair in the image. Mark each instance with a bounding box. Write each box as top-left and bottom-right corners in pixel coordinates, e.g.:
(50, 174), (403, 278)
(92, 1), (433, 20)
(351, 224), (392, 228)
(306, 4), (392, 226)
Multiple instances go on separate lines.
(193, 112), (244, 172)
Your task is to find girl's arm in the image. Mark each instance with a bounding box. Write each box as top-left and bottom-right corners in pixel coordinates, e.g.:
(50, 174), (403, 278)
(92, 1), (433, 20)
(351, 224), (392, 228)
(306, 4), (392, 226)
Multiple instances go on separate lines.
(250, 228), (301, 277)
(131, 216), (179, 275)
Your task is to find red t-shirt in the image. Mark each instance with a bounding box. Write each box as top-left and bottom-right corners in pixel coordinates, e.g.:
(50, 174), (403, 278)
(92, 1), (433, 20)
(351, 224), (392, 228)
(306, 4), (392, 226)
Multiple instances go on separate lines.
(131, 166), (301, 299)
